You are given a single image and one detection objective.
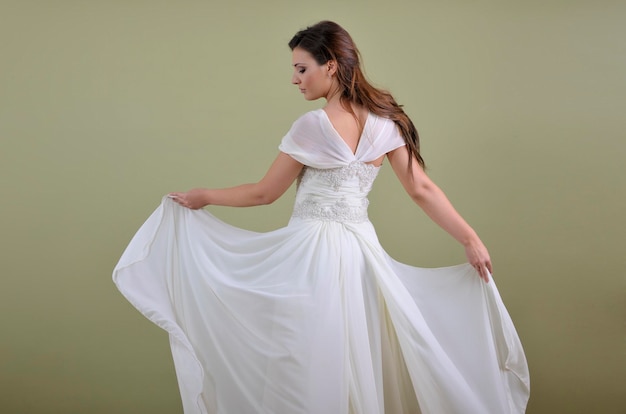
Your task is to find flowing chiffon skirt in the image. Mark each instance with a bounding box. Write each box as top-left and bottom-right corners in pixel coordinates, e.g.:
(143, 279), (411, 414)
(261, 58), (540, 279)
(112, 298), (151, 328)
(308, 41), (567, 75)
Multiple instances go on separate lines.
(113, 198), (529, 414)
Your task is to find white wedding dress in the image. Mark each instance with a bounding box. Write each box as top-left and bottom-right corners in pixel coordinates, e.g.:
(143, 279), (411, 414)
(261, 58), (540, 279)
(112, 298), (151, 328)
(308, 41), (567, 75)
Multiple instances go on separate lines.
(113, 109), (530, 414)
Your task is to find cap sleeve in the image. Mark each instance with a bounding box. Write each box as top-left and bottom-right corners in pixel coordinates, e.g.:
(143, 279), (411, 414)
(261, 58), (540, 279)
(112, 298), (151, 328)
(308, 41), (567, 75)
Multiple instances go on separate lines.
(357, 115), (406, 161)
(278, 111), (347, 168)
(278, 115), (313, 165)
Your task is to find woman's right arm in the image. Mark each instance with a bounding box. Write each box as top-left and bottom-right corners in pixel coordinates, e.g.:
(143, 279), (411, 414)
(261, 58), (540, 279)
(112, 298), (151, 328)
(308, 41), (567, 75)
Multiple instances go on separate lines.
(168, 152), (303, 209)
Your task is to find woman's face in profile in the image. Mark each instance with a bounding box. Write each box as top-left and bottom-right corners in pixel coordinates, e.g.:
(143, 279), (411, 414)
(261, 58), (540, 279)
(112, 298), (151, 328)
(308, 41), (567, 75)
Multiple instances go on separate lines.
(291, 47), (333, 101)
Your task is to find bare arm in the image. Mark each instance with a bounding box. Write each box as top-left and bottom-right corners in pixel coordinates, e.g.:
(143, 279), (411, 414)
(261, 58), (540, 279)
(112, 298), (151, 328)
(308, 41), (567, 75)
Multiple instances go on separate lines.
(168, 152), (303, 209)
(387, 146), (492, 282)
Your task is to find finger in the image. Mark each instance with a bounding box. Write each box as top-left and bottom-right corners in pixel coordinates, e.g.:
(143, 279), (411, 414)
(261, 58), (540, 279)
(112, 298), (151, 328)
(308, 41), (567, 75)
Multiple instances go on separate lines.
(168, 195), (187, 207)
(477, 265), (489, 283)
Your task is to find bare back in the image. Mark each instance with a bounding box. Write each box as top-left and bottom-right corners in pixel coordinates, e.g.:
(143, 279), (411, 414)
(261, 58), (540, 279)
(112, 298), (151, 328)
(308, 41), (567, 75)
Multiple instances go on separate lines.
(323, 106), (385, 166)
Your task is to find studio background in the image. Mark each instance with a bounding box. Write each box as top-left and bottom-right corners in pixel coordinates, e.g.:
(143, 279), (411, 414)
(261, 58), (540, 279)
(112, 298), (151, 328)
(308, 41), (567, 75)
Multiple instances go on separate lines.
(1, 1), (624, 413)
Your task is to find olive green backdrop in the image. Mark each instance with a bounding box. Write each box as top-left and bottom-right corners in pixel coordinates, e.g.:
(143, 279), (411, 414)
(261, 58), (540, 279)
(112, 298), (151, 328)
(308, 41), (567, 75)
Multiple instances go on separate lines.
(1, 1), (624, 413)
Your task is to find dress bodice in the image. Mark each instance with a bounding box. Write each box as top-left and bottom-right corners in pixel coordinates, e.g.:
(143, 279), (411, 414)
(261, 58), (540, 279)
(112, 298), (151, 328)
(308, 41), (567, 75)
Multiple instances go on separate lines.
(280, 110), (406, 224)
(291, 161), (380, 223)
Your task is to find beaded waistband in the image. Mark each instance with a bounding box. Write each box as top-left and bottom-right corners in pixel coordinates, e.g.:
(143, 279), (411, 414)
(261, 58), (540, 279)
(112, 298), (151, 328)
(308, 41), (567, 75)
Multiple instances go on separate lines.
(291, 198), (369, 223)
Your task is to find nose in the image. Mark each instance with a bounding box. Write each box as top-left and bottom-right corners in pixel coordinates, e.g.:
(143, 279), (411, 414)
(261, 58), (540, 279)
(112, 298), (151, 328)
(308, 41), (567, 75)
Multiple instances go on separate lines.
(291, 73), (300, 85)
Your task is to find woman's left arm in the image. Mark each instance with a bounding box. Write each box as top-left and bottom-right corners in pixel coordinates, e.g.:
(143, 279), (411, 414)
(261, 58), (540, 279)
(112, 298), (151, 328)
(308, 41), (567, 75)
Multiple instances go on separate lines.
(387, 146), (492, 282)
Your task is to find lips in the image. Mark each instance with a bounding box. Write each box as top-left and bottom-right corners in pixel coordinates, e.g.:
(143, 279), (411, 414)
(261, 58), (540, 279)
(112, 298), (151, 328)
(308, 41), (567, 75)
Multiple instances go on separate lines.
(299, 89), (306, 93)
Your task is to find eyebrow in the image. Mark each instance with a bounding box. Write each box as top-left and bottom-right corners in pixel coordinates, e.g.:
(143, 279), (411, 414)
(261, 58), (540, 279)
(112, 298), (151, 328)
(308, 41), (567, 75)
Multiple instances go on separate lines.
(293, 63), (306, 67)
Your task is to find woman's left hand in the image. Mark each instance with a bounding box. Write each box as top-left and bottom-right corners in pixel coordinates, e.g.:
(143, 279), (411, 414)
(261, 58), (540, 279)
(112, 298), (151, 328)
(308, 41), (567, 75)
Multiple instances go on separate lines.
(464, 239), (492, 283)
(168, 189), (209, 210)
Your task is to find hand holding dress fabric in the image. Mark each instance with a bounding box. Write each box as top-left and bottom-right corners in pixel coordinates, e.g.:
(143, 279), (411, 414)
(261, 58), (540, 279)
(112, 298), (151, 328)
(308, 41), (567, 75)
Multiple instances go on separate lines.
(463, 238), (493, 283)
(168, 189), (209, 210)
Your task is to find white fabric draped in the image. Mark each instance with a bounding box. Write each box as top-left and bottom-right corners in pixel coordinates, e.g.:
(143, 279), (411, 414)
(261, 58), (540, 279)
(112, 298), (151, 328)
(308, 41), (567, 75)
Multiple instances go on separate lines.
(113, 110), (529, 413)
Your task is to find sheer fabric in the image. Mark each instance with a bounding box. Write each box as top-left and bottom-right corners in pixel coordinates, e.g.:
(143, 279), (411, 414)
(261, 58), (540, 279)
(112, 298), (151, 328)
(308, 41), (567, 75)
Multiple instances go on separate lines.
(113, 110), (529, 413)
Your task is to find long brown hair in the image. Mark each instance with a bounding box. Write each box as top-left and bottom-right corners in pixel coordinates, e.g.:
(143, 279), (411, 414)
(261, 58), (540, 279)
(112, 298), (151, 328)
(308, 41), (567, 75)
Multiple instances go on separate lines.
(288, 20), (425, 170)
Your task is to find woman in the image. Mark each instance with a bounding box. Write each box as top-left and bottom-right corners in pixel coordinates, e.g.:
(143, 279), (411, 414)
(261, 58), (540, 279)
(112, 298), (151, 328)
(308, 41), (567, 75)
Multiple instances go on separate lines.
(114, 21), (529, 414)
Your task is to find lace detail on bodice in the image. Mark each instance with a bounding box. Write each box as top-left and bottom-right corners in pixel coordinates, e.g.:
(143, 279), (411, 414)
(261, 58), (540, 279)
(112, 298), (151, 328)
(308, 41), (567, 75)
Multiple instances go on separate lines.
(297, 161), (380, 192)
(291, 161), (379, 223)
